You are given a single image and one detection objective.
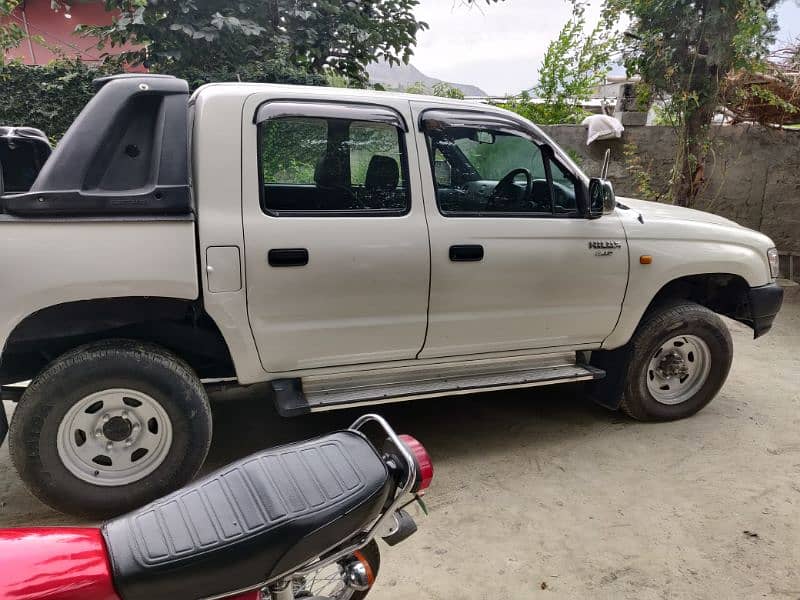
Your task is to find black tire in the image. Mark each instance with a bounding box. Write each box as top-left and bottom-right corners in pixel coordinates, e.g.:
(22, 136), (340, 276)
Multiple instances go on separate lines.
(620, 301), (733, 422)
(9, 339), (212, 518)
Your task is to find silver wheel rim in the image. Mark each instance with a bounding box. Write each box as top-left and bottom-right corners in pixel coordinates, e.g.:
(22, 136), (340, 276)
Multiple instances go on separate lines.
(57, 388), (173, 486)
(646, 334), (712, 405)
(293, 563), (356, 600)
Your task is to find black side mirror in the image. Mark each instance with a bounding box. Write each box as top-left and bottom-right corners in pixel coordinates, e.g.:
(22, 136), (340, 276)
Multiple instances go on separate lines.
(0, 128), (52, 196)
(587, 177), (615, 218)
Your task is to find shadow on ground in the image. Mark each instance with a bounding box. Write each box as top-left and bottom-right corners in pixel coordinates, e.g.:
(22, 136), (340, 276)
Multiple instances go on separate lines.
(203, 381), (616, 473)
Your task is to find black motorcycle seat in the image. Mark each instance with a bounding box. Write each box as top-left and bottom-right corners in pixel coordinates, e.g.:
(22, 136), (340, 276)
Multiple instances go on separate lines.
(102, 430), (392, 600)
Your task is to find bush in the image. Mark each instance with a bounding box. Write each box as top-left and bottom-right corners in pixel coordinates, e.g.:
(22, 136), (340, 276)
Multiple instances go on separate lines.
(172, 59), (326, 91)
(0, 57), (327, 141)
(0, 59), (114, 141)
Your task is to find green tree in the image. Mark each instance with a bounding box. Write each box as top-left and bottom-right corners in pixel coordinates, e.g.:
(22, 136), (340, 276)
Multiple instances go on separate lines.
(603, 0), (779, 206)
(3, 0), (503, 75)
(1, 0), (25, 65)
(404, 81), (465, 98)
(432, 82), (465, 99)
(503, 1), (616, 124)
(73, 0), (503, 82)
(405, 81), (428, 94)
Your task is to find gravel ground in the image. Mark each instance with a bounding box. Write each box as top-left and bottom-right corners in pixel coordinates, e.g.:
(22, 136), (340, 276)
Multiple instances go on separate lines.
(1, 290), (798, 599)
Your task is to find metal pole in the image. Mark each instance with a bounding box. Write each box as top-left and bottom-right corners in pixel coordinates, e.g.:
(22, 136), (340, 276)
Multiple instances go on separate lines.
(20, 3), (37, 64)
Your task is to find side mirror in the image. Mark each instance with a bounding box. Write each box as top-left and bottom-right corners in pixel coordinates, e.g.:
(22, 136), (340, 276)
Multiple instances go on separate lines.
(0, 128), (52, 196)
(587, 177), (615, 218)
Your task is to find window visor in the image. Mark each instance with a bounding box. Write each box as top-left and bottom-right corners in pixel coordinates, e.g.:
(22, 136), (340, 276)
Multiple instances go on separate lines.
(256, 101), (408, 131)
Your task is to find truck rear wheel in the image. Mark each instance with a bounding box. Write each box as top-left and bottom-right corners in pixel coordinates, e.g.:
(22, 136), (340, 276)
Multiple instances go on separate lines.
(620, 302), (733, 421)
(9, 340), (212, 518)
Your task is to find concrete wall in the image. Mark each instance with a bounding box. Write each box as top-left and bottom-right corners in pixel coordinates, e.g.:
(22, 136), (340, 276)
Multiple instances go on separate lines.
(541, 125), (800, 254)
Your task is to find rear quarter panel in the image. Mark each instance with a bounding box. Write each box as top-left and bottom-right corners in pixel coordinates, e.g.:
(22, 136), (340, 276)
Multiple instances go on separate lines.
(0, 217), (198, 356)
(191, 86), (267, 384)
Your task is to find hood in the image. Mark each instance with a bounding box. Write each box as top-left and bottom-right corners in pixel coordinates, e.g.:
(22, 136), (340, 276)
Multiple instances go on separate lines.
(616, 196), (741, 228)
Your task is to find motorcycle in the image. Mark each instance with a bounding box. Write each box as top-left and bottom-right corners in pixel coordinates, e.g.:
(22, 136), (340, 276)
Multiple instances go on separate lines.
(0, 414), (433, 600)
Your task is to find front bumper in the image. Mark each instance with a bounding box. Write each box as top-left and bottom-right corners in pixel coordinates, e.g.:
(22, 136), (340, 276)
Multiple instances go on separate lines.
(749, 283), (784, 338)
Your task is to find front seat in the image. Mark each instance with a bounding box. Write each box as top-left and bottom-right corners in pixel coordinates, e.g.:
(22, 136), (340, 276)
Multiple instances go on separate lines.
(103, 431), (392, 600)
(363, 155), (400, 209)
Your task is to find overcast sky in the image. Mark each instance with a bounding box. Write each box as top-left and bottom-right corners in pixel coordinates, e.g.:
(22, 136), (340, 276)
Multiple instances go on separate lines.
(411, 0), (800, 96)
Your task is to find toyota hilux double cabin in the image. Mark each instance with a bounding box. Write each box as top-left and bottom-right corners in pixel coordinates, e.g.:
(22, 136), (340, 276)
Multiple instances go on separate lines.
(0, 74), (784, 517)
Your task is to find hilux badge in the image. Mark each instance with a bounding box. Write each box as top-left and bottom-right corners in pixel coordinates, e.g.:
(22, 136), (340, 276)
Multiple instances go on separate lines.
(588, 240), (622, 249)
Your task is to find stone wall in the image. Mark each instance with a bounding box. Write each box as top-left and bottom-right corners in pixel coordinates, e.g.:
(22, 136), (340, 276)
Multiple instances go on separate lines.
(540, 124), (800, 255)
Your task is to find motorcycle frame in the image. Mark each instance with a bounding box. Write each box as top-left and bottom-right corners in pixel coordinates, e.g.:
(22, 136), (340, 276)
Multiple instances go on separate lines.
(204, 413), (419, 600)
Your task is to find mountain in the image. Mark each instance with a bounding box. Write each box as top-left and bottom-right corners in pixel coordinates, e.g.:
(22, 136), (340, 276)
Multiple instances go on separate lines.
(366, 61), (487, 97)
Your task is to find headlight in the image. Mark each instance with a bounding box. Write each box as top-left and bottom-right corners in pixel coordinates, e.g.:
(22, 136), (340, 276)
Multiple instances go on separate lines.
(767, 248), (780, 279)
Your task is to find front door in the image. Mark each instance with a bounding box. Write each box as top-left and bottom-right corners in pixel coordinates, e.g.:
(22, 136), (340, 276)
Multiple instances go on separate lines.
(412, 104), (628, 359)
(242, 99), (430, 373)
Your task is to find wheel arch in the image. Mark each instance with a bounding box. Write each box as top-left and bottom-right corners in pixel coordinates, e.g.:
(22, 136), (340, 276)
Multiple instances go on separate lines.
(644, 273), (752, 324)
(0, 297), (235, 385)
(605, 271), (757, 351)
(590, 272), (750, 411)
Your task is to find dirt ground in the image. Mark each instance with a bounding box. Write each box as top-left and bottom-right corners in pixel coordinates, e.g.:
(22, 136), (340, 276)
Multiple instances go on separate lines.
(1, 291), (799, 600)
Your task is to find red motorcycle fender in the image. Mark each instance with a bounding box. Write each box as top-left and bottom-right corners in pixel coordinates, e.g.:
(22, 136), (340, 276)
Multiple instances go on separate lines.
(0, 528), (120, 600)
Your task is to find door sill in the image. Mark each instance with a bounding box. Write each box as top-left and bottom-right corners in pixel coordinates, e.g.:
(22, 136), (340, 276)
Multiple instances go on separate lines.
(271, 353), (604, 417)
(260, 343), (601, 381)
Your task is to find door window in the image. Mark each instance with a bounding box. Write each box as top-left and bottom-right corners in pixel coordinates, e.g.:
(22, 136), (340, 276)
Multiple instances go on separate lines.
(259, 116), (409, 215)
(424, 123), (578, 216)
(261, 118), (327, 186)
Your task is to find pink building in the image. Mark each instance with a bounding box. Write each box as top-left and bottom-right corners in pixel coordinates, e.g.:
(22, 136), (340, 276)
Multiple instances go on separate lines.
(3, 0), (132, 65)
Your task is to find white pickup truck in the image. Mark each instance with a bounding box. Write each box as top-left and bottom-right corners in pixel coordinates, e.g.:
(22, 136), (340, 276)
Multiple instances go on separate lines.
(0, 74), (783, 517)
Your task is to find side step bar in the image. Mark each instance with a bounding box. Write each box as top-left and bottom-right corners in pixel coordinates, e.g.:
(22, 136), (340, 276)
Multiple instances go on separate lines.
(272, 363), (605, 417)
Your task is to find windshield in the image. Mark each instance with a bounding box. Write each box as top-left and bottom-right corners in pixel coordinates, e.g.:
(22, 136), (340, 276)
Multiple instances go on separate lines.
(453, 133), (546, 181)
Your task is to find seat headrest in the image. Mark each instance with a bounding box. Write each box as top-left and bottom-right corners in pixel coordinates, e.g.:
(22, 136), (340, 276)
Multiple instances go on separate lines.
(314, 151), (348, 188)
(365, 155), (399, 190)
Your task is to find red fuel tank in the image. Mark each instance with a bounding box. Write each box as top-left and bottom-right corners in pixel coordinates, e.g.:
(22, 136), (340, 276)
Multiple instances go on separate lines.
(0, 528), (120, 600)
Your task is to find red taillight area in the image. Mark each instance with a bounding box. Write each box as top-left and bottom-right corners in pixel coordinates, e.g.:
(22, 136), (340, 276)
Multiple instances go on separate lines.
(399, 434), (434, 492)
(0, 528), (120, 600)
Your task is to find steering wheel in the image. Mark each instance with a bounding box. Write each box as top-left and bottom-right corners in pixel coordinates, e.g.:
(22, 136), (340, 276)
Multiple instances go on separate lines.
(486, 168), (533, 211)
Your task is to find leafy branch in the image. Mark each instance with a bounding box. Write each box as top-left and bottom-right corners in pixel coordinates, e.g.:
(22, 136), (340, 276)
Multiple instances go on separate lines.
(502, 1), (618, 125)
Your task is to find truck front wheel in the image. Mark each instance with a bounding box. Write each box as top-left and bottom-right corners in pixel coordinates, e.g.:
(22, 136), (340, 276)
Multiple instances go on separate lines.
(9, 340), (212, 518)
(620, 302), (733, 421)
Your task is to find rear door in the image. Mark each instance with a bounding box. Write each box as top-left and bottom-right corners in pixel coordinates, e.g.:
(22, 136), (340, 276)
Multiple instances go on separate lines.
(412, 103), (628, 358)
(241, 97), (431, 373)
